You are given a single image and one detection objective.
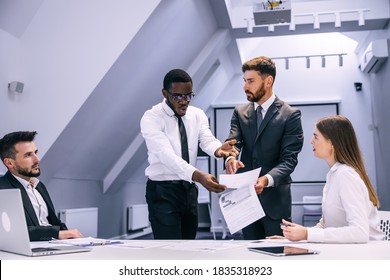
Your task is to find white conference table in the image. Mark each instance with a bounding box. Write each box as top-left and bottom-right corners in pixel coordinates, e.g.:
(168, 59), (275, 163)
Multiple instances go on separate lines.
(1, 239), (389, 260)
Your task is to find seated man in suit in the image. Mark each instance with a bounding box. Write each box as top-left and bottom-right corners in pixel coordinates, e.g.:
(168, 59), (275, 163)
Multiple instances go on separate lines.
(0, 131), (83, 241)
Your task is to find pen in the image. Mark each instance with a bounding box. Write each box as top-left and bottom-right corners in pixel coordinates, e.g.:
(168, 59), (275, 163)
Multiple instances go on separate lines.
(234, 140), (242, 145)
(89, 241), (109, 246)
(250, 240), (264, 243)
(229, 139), (242, 146)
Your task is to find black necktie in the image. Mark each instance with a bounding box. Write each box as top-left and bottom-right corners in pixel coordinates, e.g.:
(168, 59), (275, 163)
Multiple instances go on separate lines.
(256, 105), (263, 131)
(176, 114), (189, 163)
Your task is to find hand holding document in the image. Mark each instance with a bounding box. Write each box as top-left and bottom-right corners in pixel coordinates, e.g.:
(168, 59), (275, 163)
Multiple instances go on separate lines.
(218, 168), (265, 234)
(219, 167), (261, 189)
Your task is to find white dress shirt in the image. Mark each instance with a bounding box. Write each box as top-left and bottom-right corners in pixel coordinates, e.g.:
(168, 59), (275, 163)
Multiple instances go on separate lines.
(307, 162), (384, 243)
(140, 99), (222, 182)
(14, 175), (51, 226)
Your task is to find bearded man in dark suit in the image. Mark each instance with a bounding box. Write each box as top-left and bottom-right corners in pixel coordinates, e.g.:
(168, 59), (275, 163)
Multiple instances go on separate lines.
(226, 56), (304, 240)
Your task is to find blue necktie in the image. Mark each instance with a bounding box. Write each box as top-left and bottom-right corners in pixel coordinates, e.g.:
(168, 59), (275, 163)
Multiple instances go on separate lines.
(256, 105), (263, 131)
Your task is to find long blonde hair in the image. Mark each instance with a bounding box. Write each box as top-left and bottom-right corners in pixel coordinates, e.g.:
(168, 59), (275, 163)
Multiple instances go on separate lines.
(316, 115), (380, 207)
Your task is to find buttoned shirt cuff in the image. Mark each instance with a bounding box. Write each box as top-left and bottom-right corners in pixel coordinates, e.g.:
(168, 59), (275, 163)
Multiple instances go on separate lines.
(185, 164), (198, 183)
(265, 174), (274, 187)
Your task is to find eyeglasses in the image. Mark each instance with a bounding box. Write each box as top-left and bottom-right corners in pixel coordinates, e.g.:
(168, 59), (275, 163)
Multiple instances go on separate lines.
(167, 91), (195, 102)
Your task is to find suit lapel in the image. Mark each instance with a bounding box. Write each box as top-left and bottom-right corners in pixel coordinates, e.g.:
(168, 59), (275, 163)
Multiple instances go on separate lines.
(255, 100), (279, 142)
(5, 171), (40, 226)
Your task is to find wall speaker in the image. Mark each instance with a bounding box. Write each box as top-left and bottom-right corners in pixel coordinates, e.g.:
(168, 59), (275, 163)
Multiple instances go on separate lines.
(354, 82), (362, 92)
(8, 81), (24, 93)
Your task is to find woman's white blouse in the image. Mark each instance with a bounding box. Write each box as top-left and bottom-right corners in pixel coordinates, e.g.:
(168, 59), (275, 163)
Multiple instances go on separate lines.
(307, 162), (384, 243)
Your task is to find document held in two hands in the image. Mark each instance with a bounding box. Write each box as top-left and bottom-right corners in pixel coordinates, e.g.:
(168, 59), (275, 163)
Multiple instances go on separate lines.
(218, 167), (265, 234)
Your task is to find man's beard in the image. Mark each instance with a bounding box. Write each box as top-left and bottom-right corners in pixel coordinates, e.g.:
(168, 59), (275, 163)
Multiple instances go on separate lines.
(16, 165), (40, 178)
(246, 83), (265, 103)
(165, 98), (187, 116)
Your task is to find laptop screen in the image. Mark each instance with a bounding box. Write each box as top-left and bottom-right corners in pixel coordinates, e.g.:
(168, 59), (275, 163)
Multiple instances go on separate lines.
(0, 189), (36, 256)
(0, 188), (90, 256)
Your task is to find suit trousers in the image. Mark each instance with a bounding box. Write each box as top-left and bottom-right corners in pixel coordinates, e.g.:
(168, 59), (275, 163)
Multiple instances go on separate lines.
(242, 183), (292, 240)
(242, 215), (284, 240)
(146, 179), (198, 239)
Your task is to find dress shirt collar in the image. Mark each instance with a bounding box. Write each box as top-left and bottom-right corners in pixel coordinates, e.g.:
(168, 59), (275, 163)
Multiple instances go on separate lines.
(254, 93), (276, 112)
(162, 98), (175, 117)
(329, 162), (342, 173)
(12, 174), (40, 190)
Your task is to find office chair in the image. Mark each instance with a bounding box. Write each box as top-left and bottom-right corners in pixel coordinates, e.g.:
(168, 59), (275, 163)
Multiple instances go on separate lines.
(378, 210), (390, 241)
(302, 195), (322, 226)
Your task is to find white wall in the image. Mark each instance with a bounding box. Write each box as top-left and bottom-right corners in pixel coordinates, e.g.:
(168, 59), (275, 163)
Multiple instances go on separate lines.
(0, 0), (160, 157)
(0, 29), (22, 175)
(211, 32), (377, 187)
(0, 0), (161, 236)
(363, 29), (390, 210)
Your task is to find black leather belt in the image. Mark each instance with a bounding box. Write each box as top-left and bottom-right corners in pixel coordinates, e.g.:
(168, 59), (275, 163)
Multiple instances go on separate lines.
(148, 179), (195, 189)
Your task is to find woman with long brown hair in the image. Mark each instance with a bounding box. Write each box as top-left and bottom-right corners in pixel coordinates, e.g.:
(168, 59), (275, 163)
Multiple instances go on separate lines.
(278, 115), (384, 243)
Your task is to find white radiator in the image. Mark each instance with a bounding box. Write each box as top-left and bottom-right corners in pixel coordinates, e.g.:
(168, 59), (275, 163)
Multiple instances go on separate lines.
(59, 207), (98, 237)
(127, 204), (149, 231)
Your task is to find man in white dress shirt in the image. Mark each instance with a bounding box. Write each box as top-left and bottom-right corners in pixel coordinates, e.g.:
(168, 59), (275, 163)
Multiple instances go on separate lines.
(140, 69), (237, 239)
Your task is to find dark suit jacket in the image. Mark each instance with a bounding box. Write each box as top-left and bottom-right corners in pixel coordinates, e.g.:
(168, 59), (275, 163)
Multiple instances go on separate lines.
(227, 97), (304, 220)
(0, 171), (67, 241)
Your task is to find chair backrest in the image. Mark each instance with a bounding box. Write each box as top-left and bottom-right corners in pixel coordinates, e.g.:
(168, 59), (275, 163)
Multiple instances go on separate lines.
(302, 195), (322, 215)
(378, 210), (390, 241)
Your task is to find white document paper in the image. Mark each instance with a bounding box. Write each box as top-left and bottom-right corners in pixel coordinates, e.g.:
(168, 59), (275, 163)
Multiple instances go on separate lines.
(49, 237), (123, 246)
(219, 183), (265, 234)
(116, 240), (172, 249)
(219, 167), (261, 189)
(163, 240), (242, 252)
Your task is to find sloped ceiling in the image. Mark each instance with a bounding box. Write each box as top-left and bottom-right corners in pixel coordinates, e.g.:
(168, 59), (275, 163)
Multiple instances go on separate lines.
(39, 0), (223, 192)
(8, 0), (388, 193)
(0, 0), (43, 37)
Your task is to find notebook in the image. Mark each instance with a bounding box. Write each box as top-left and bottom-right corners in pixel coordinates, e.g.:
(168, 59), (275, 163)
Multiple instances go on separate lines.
(0, 188), (91, 257)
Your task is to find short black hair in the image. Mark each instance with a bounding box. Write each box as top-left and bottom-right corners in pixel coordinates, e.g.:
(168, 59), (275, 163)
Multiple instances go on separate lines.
(0, 131), (37, 161)
(242, 56), (276, 83)
(163, 69), (192, 91)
